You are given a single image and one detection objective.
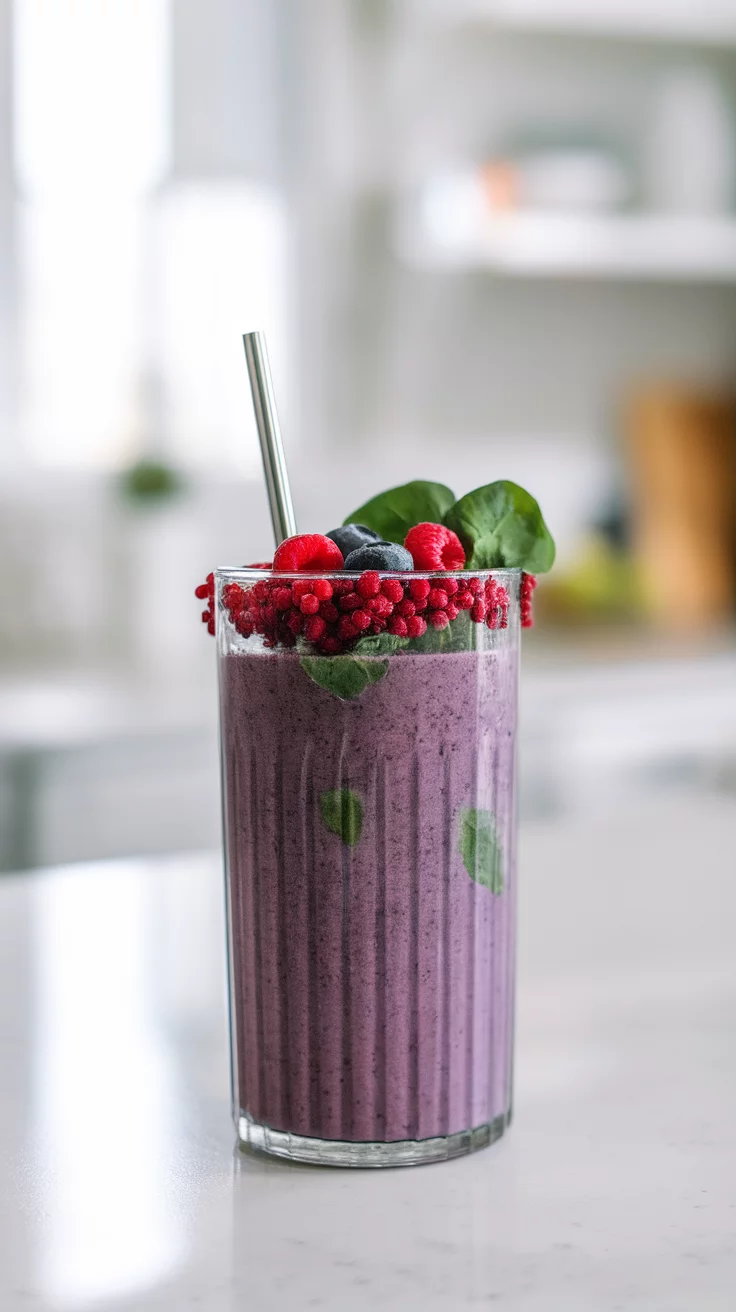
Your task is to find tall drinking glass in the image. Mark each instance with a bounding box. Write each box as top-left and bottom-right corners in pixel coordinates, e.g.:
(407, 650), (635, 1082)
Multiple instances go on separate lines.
(217, 568), (520, 1167)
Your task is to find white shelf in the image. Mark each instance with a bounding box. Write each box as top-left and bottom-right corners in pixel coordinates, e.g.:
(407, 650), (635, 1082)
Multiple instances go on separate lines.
(397, 210), (736, 282)
(434, 1), (736, 46)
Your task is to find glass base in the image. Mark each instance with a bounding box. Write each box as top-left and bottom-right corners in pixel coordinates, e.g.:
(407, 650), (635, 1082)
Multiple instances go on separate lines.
(237, 1110), (511, 1168)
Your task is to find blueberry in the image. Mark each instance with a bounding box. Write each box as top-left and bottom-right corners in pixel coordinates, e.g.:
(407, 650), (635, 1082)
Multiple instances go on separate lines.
(326, 524), (382, 559)
(344, 542), (414, 572)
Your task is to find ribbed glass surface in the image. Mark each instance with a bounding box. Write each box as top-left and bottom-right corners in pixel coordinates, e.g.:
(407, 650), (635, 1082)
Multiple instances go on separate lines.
(218, 570), (520, 1163)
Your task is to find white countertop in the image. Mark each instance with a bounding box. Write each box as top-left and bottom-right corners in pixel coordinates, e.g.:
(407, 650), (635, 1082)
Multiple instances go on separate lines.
(2, 791), (735, 1310)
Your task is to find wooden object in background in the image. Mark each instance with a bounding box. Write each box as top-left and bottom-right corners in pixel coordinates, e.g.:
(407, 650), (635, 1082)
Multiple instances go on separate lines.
(625, 386), (736, 631)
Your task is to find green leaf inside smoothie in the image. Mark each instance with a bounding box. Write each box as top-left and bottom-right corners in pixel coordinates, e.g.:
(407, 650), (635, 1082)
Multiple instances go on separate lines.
(344, 481), (456, 544)
(353, 632), (410, 656)
(444, 480), (555, 573)
(458, 808), (504, 895)
(320, 789), (364, 847)
(300, 655), (390, 700)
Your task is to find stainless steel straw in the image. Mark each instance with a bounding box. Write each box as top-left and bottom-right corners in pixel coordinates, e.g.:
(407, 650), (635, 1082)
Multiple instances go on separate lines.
(242, 331), (297, 545)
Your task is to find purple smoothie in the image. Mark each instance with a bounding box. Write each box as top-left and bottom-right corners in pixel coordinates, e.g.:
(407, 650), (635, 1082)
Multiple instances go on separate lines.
(220, 643), (518, 1144)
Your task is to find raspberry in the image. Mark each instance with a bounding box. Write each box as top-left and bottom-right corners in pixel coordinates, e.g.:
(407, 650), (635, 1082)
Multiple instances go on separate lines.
(428, 587), (449, 610)
(319, 600), (339, 623)
(286, 610), (304, 635)
(352, 608), (371, 632)
(278, 626), (297, 648)
(443, 577), (459, 596)
(273, 587), (293, 611)
(305, 615), (327, 643)
(320, 637), (343, 655)
(428, 609), (449, 630)
(273, 533), (344, 573)
(245, 561), (273, 569)
(312, 578), (334, 601)
(456, 590), (474, 610)
(370, 619), (387, 634)
(195, 582), (210, 600)
(201, 608), (211, 625)
(207, 615), (216, 635)
(406, 616), (427, 639)
(471, 600), (486, 624)
(338, 615), (358, 641)
(381, 578), (404, 604)
(396, 598), (416, 618)
(222, 582), (246, 610)
(338, 591), (362, 612)
(206, 572), (215, 594)
(404, 523), (465, 572)
(299, 593), (320, 615)
(331, 578), (353, 596)
(413, 597), (428, 613)
(366, 594), (394, 618)
(409, 578), (430, 601)
(467, 578), (482, 596)
(388, 616), (409, 638)
(292, 579), (313, 600)
(445, 603), (459, 621)
(254, 580), (271, 601)
(235, 610), (256, 636)
(260, 604), (276, 628)
(356, 571), (381, 599)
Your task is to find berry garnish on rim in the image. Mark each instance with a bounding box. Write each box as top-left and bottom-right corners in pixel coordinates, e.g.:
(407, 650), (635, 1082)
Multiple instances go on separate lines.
(196, 478), (552, 647)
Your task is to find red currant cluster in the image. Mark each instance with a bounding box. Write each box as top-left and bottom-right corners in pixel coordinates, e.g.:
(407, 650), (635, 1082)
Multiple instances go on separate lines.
(195, 570), (512, 655)
(520, 571), (537, 629)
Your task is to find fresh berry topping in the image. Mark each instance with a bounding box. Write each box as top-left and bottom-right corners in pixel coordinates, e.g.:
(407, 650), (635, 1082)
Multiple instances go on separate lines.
(338, 615), (359, 641)
(273, 587), (293, 611)
(381, 578), (404, 604)
(445, 603), (459, 621)
(443, 576), (460, 596)
(428, 610), (449, 630)
(343, 542), (414, 572)
(404, 523), (465, 572)
(467, 577), (482, 595)
(201, 609), (211, 625)
(207, 615), (216, 635)
(286, 610), (304, 635)
(338, 591), (363, 612)
(195, 583), (210, 600)
(273, 533), (344, 573)
(521, 572), (537, 628)
(331, 578), (353, 596)
(352, 608), (371, 632)
(356, 570), (381, 599)
(304, 615), (327, 643)
(406, 615), (427, 639)
(388, 616), (409, 638)
(299, 593), (320, 615)
(235, 611), (255, 637)
(366, 594), (394, 618)
(409, 578), (431, 601)
(312, 578), (334, 601)
(471, 599), (486, 624)
(456, 590), (474, 610)
(320, 636), (343, 655)
(319, 600), (339, 623)
(292, 579), (314, 600)
(396, 597), (416, 618)
(245, 561), (273, 569)
(428, 587), (449, 610)
(325, 524), (382, 558)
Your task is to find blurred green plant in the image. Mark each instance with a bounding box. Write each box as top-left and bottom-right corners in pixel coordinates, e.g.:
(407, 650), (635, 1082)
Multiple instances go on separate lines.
(118, 458), (184, 505)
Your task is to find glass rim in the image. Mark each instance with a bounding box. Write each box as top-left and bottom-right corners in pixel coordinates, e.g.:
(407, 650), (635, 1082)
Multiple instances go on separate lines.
(215, 565), (523, 582)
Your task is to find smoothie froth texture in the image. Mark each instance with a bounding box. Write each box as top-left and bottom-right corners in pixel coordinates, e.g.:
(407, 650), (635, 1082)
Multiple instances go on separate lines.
(220, 642), (518, 1145)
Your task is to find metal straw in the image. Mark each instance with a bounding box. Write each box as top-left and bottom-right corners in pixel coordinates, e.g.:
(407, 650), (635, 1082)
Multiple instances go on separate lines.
(242, 331), (297, 545)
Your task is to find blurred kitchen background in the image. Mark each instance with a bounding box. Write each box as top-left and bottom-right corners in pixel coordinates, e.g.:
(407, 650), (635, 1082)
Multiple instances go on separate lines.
(1, 0), (736, 872)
